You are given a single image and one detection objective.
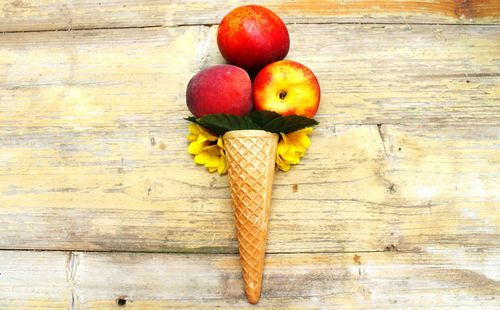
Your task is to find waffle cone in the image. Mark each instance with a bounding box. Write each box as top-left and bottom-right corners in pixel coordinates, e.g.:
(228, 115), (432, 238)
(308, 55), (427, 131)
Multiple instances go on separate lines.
(223, 130), (278, 304)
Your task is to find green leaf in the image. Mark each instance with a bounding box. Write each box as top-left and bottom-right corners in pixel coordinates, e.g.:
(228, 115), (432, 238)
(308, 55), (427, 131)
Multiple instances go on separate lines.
(185, 116), (201, 125)
(197, 114), (260, 136)
(263, 115), (319, 134)
(248, 110), (281, 128)
(185, 111), (318, 135)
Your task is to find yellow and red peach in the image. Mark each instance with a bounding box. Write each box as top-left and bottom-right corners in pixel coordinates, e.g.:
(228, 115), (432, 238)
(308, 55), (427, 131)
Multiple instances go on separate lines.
(253, 60), (320, 118)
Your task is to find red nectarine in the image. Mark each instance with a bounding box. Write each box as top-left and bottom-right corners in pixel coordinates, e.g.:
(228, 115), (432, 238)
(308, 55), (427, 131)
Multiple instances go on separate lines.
(217, 5), (290, 72)
(186, 65), (253, 118)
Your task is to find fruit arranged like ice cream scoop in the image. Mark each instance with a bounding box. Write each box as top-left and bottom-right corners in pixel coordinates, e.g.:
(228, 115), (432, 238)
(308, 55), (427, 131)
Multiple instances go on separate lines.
(186, 64), (253, 118)
(217, 5), (290, 72)
(253, 60), (321, 118)
(185, 5), (321, 305)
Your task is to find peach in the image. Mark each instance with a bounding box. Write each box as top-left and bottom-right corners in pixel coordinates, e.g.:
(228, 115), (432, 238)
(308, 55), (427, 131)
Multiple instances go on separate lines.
(253, 60), (320, 118)
(186, 65), (253, 118)
(217, 5), (289, 72)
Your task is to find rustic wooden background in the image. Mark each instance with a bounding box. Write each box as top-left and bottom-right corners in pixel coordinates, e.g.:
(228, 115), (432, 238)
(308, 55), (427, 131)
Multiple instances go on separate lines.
(1, 0), (499, 309)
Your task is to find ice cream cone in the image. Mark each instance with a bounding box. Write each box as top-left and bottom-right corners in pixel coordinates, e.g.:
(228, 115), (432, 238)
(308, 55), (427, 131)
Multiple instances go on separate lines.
(223, 130), (278, 304)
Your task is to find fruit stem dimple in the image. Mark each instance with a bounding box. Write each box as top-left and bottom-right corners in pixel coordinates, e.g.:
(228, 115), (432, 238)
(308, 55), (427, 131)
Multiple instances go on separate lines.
(279, 90), (287, 100)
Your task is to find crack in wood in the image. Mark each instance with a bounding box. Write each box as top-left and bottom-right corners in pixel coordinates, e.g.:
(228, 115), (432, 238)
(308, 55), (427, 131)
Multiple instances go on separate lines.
(0, 248), (397, 255)
(66, 252), (80, 310)
(70, 290), (77, 310)
(377, 124), (389, 157)
(66, 252), (79, 282)
(1, 22), (499, 35)
(196, 26), (212, 71)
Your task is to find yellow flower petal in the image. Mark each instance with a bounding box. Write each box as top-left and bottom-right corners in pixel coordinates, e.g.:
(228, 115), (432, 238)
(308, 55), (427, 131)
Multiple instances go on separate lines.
(187, 133), (198, 142)
(279, 164), (291, 172)
(217, 137), (224, 149)
(296, 127), (313, 135)
(197, 134), (208, 143)
(217, 153), (227, 174)
(276, 155), (291, 172)
(281, 151), (301, 164)
(187, 123), (230, 174)
(189, 123), (200, 134)
(205, 154), (220, 168)
(197, 125), (218, 141)
(280, 132), (288, 144)
(277, 141), (290, 155)
(275, 127), (313, 170)
(188, 141), (209, 155)
(277, 133), (290, 155)
(219, 149), (228, 174)
(203, 144), (221, 156)
(194, 151), (210, 164)
(280, 144), (301, 163)
(288, 131), (310, 151)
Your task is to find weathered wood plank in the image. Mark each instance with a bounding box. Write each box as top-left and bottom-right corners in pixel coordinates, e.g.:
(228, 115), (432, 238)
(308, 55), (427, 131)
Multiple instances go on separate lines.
(0, 251), (70, 309)
(219, 24), (500, 126)
(1, 0), (499, 32)
(1, 24), (498, 127)
(0, 23), (498, 253)
(74, 251), (500, 308)
(0, 123), (498, 253)
(1, 250), (499, 308)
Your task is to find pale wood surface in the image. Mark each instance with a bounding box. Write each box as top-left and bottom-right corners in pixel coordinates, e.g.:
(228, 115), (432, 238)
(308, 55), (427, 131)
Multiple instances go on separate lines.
(1, 0), (499, 308)
(1, 0), (499, 32)
(1, 124), (499, 253)
(1, 25), (499, 127)
(0, 251), (70, 309)
(1, 250), (499, 309)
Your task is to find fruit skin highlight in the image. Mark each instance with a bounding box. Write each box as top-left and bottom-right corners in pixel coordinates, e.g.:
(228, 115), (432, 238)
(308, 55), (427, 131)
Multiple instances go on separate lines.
(186, 65), (253, 118)
(217, 5), (290, 72)
(253, 60), (321, 118)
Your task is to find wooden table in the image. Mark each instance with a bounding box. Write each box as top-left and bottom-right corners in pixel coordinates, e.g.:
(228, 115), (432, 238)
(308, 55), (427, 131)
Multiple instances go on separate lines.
(1, 1), (499, 309)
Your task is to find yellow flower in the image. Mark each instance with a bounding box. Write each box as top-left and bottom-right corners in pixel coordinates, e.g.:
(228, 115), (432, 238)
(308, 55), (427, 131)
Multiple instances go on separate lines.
(187, 124), (228, 174)
(276, 127), (313, 172)
(187, 123), (313, 174)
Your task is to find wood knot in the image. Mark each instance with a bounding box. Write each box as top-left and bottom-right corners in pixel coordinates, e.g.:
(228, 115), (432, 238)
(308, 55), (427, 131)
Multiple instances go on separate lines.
(116, 297), (127, 307)
(353, 254), (361, 265)
(384, 244), (398, 252)
(388, 183), (396, 194)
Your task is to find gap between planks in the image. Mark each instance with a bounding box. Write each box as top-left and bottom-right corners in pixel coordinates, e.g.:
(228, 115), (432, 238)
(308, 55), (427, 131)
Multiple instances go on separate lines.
(1, 249), (498, 308)
(0, 248), (397, 256)
(2, 21), (500, 35)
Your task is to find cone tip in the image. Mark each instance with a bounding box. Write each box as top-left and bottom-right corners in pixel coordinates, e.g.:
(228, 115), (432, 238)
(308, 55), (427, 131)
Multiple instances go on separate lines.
(245, 281), (262, 304)
(246, 292), (260, 304)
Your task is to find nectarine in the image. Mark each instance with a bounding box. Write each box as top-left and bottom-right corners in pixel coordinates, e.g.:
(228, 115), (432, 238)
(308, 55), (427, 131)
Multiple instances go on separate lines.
(186, 65), (253, 118)
(253, 60), (320, 118)
(217, 5), (289, 72)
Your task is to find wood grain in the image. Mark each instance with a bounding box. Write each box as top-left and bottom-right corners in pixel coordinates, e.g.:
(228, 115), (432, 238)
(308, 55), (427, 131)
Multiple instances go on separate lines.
(1, 0), (499, 32)
(0, 122), (498, 253)
(0, 24), (498, 253)
(1, 1), (499, 308)
(0, 251), (70, 309)
(223, 24), (500, 126)
(1, 250), (499, 308)
(1, 24), (498, 127)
